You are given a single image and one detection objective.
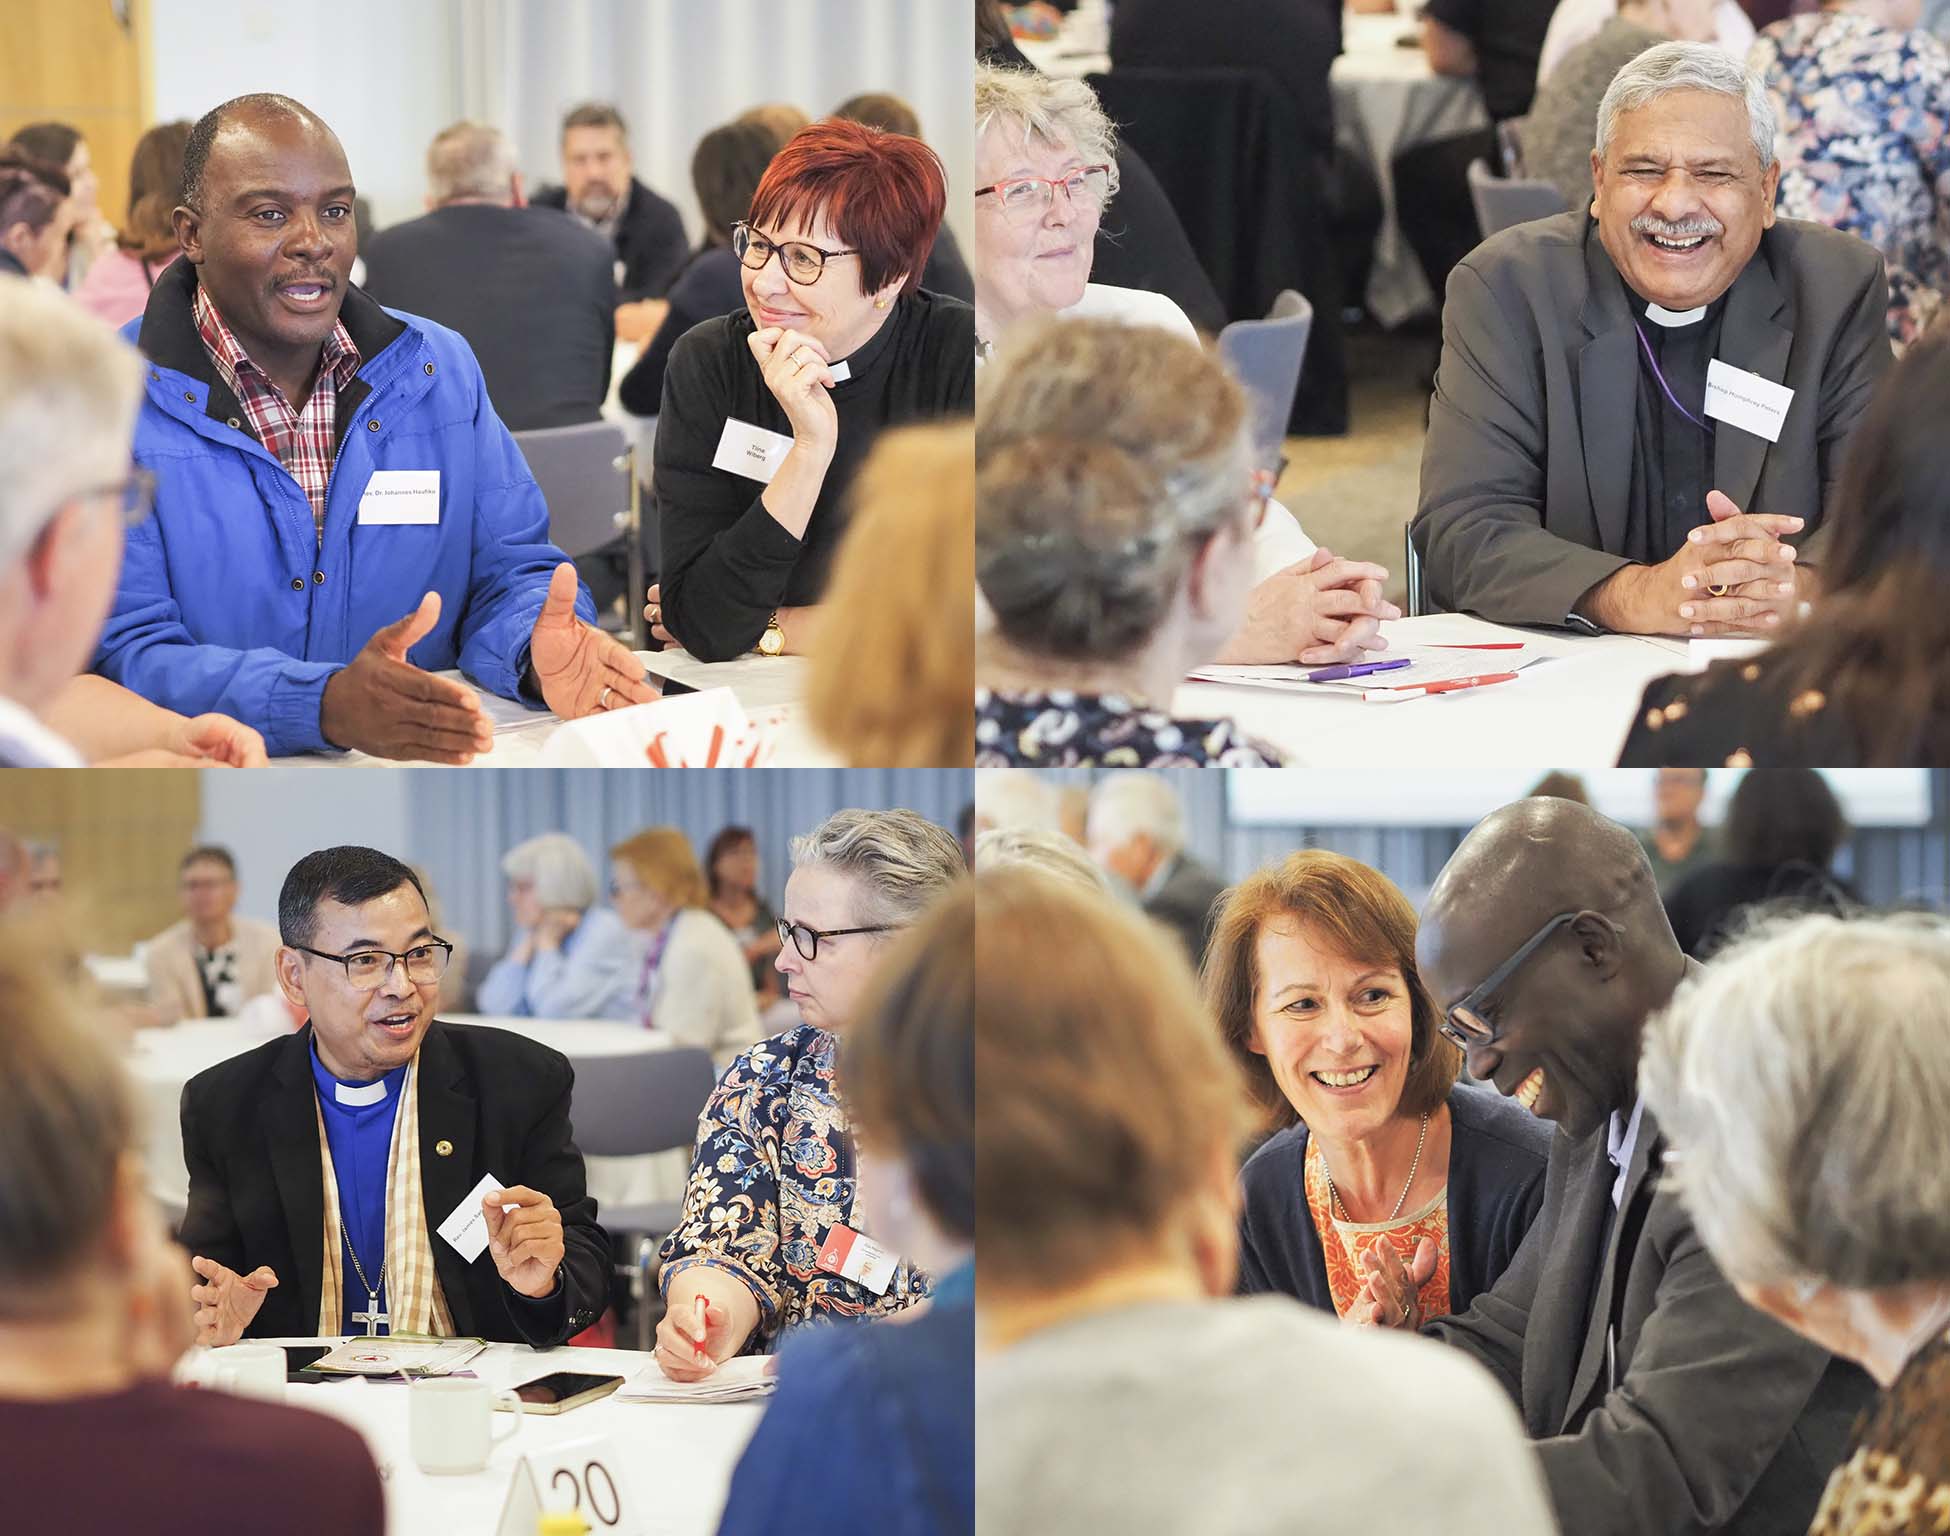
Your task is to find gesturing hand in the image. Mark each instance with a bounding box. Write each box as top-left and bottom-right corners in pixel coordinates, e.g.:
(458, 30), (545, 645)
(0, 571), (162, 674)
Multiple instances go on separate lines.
(319, 591), (496, 762)
(483, 1185), (566, 1298)
(175, 713), (268, 767)
(531, 562), (660, 718)
(189, 1254), (278, 1347)
(1348, 1235), (1438, 1330)
(748, 326), (839, 454)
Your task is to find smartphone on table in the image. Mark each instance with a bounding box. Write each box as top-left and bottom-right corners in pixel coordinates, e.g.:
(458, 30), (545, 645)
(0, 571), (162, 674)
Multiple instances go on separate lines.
(499, 1371), (626, 1414)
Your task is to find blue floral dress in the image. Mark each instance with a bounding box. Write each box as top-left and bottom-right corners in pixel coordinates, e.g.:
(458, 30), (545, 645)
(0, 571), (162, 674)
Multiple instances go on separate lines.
(973, 687), (1283, 766)
(658, 1025), (928, 1347)
(1751, 10), (1950, 349)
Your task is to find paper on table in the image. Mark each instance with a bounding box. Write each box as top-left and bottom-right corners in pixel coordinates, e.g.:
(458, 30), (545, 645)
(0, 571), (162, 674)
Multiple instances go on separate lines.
(311, 1335), (487, 1377)
(1189, 645), (1543, 694)
(537, 688), (783, 767)
(615, 1355), (777, 1404)
(1682, 637), (1770, 674)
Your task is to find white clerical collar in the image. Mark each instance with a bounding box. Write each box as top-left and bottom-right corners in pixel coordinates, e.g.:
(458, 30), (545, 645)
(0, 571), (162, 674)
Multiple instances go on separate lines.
(335, 1079), (388, 1106)
(1644, 301), (1707, 328)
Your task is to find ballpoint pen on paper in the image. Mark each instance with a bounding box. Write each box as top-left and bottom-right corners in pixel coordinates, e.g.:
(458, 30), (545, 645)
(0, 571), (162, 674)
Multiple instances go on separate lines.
(1305, 657), (1414, 683)
(1371, 671), (1520, 698)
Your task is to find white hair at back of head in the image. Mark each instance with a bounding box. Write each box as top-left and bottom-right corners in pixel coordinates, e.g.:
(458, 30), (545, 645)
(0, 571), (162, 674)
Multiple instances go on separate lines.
(0, 278), (145, 570)
(1086, 771), (1186, 857)
(500, 833), (598, 913)
(974, 827), (1108, 892)
(1595, 40), (1775, 169)
(426, 121), (519, 205)
(1641, 910), (1950, 1290)
(974, 768), (1061, 834)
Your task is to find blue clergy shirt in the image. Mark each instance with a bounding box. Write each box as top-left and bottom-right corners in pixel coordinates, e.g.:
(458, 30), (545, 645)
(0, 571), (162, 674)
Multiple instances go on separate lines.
(310, 1041), (409, 1333)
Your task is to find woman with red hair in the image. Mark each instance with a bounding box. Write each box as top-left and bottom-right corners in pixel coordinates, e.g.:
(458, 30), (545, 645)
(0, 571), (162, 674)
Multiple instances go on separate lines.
(647, 117), (974, 662)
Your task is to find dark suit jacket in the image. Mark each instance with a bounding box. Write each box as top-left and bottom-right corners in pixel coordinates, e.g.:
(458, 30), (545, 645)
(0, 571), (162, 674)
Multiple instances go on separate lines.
(1426, 1092), (1873, 1535)
(1414, 211), (1893, 625)
(532, 177), (690, 302)
(1142, 853), (1227, 970)
(179, 1021), (608, 1346)
(360, 202), (615, 431)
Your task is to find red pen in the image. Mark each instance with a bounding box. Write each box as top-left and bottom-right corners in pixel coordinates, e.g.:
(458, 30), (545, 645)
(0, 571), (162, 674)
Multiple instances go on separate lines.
(1426, 642), (1524, 650)
(1392, 671), (1519, 694)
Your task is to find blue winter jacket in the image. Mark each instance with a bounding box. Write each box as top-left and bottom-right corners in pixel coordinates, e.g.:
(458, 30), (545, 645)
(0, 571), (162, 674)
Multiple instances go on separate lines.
(97, 260), (594, 755)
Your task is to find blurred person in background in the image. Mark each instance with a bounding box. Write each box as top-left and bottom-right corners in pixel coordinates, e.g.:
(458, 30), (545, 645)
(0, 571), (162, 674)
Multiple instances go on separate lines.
(973, 826), (1108, 890)
(0, 831), (23, 912)
(1206, 850), (1550, 1320)
(737, 102), (812, 144)
(6, 122), (114, 283)
(0, 151), (75, 281)
(142, 846), (281, 1023)
(974, 866), (1557, 1536)
(714, 881), (974, 1536)
(808, 423), (973, 766)
(0, 917), (385, 1534)
(1664, 768), (1856, 957)
(1084, 772), (1224, 967)
(609, 828), (758, 1062)
(1637, 767), (1715, 893)
(74, 121), (191, 328)
(22, 842), (60, 903)
(477, 833), (638, 1019)
(705, 826), (785, 1009)
(1644, 911), (1950, 1536)
(0, 274), (264, 766)
(654, 811), (963, 1379)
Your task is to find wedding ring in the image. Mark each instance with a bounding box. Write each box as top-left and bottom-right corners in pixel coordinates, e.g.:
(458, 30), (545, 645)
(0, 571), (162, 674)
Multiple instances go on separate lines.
(1707, 582), (1731, 598)
(598, 685), (613, 710)
(1399, 1298), (1410, 1325)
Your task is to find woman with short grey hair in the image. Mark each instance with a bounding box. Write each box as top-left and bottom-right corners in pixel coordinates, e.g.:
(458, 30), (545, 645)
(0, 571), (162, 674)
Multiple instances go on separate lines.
(654, 809), (964, 1382)
(475, 832), (638, 1019)
(976, 317), (1284, 767)
(1641, 910), (1950, 1533)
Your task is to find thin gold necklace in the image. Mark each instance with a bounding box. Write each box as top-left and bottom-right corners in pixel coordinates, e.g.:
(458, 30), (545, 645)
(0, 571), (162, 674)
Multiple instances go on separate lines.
(1323, 1111), (1429, 1224)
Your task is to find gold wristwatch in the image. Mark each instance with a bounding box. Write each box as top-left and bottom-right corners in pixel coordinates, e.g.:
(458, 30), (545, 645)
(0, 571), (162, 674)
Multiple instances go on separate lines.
(758, 612), (785, 656)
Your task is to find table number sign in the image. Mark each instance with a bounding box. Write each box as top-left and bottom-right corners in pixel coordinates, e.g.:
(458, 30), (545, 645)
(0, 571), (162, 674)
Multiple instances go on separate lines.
(495, 1433), (645, 1536)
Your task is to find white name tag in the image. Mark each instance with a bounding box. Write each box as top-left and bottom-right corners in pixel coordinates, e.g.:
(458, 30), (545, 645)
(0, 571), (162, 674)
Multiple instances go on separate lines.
(815, 1222), (898, 1296)
(357, 469), (441, 525)
(437, 1170), (517, 1263)
(711, 418), (795, 484)
(1704, 361), (1794, 444)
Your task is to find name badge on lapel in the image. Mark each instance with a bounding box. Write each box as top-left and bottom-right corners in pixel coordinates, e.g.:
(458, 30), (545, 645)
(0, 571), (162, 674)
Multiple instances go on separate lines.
(357, 469), (441, 525)
(814, 1222), (898, 1296)
(1703, 361), (1793, 444)
(712, 418), (795, 484)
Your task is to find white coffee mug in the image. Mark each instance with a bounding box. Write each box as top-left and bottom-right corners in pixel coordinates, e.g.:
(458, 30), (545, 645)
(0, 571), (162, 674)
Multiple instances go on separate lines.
(409, 1377), (522, 1475)
(211, 1343), (287, 1402)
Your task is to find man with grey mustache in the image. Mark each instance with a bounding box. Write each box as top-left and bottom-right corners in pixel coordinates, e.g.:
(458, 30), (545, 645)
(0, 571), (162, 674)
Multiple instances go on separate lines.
(1414, 42), (1894, 636)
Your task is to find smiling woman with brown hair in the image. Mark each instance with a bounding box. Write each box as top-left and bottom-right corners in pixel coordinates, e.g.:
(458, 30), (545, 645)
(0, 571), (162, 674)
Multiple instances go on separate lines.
(1204, 849), (1551, 1325)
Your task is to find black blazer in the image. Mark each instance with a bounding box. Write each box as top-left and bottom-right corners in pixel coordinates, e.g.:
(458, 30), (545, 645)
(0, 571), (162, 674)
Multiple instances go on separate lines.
(360, 203), (616, 432)
(179, 1021), (608, 1346)
(1140, 853), (1227, 971)
(1239, 1081), (1551, 1316)
(1426, 1079), (1873, 1535)
(531, 177), (690, 302)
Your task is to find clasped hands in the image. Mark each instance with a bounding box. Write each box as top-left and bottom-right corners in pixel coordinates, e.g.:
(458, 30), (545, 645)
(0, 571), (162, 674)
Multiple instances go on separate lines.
(1582, 491), (1807, 637)
(1218, 547), (1402, 666)
(319, 563), (656, 762)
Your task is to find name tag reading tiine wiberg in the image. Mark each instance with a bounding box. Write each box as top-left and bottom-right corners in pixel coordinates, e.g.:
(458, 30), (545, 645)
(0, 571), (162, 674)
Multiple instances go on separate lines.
(356, 469), (441, 525)
(1704, 361), (1794, 444)
(815, 1223), (898, 1296)
(711, 419), (796, 485)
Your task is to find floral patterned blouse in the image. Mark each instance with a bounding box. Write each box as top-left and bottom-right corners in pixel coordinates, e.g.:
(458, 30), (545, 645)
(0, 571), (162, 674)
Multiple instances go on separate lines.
(1750, 10), (1950, 349)
(1303, 1137), (1455, 1323)
(1809, 1323), (1950, 1534)
(658, 1024), (928, 1346)
(974, 687), (1283, 767)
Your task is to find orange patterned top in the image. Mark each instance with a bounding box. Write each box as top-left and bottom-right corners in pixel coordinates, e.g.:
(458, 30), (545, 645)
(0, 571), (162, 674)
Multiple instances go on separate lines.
(1304, 1135), (1454, 1322)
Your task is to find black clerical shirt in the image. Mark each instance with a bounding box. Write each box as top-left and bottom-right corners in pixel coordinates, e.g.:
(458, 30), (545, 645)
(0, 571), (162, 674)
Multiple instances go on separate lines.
(1624, 287), (1726, 566)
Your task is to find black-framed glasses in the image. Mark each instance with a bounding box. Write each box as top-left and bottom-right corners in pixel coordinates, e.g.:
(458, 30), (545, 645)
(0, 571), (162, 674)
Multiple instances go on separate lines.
(775, 917), (897, 961)
(1438, 911), (1606, 1050)
(290, 939), (453, 991)
(974, 164), (1112, 224)
(731, 222), (860, 285)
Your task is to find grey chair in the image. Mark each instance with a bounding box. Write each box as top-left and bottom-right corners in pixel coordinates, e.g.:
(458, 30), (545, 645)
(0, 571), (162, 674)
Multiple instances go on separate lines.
(568, 1045), (718, 1351)
(1404, 521), (1430, 618)
(1466, 158), (1569, 241)
(510, 418), (646, 646)
(1217, 289), (1314, 478)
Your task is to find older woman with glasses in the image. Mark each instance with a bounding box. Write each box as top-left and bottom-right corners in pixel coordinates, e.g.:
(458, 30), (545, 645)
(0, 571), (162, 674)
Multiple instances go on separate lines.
(973, 63), (1397, 670)
(654, 809), (964, 1381)
(1206, 851), (1551, 1326)
(645, 118), (974, 663)
(475, 833), (639, 1021)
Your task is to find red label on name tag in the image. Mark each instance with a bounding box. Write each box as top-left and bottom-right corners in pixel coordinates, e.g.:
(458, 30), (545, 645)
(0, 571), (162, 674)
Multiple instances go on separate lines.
(815, 1223), (897, 1295)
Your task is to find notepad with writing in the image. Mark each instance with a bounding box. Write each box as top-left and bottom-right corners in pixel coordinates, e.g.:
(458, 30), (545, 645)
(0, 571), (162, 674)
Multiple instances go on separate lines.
(1189, 644), (1541, 694)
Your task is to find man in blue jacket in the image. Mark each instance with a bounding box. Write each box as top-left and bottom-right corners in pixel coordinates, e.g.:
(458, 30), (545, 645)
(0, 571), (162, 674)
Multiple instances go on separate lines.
(98, 93), (655, 759)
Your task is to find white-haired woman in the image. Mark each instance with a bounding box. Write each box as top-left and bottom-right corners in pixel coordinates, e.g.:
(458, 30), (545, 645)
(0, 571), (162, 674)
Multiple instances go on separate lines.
(1642, 911), (1950, 1535)
(654, 809), (965, 1381)
(972, 63), (1397, 669)
(475, 833), (638, 1019)
(973, 826), (1108, 891)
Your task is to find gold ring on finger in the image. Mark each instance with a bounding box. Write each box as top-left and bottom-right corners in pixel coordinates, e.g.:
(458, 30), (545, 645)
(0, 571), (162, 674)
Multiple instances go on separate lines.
(1707, 582), (1731, 598)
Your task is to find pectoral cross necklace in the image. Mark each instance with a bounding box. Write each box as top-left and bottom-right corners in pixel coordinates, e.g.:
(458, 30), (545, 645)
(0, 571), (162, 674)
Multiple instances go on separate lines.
(341, 1221), (388, 1335)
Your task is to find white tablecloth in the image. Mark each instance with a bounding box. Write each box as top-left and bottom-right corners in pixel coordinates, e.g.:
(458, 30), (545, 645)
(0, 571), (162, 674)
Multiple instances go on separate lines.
(233, 1338), (763, 1536)
(267, 650), (837, 768)
(1175, 611), (1689, 765)
(129, 1017), (693, 1216)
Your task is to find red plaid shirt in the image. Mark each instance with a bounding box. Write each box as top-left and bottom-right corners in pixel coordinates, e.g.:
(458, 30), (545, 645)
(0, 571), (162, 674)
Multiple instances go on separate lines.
(193, 283), (361, 541)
